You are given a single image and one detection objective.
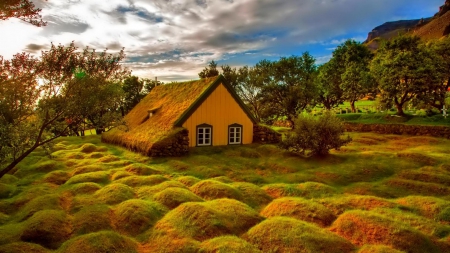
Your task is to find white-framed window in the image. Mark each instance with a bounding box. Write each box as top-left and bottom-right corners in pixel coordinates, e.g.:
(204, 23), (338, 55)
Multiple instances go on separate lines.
(229, 124), (242, 145)
(197, 124), (212, 146)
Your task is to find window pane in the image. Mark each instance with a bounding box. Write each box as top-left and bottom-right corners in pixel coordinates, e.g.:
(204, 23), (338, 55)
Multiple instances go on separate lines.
(205, 128), (210, 134)
(236, 138), (240, 143)
(230, 133), (234, 138)
(205, 134), (210, 139)
(199, 134), (203, 139)
(236, 127), (240, 133)
(199, 139), (203, 145)
(230, 128), (235, 134)
(198, 128), (203, 134)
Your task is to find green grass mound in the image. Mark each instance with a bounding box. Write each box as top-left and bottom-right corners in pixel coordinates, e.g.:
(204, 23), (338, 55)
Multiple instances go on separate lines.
(57, 231), (138, 253)
(124, 163), (161, 175)
(371, 208), (450, 238)
(330, 210), (438, 253)
(79, 143), (107, 153)
(385, 178), (450, 196)
(65, 171), (110, 185)
(72, 165), (105, 176)
(0, 174), (18, 184)
(260, 197), (336, 227)
(21, 210), (72, 249)
(317, 195), (398, 216)
(0, 183), (16, 198)
(73, 204), (113, 235)
(176, 175), (201, 187)
(199, 235), (262, 253)
(88, 152), (105, 158)
(14, 160), (64, 178)
(437, 207), (450, 222)
(0, 212), (9, 225)
(93, 183), (135, 205)
(244, 217), (354, 253)
(153, 187), (204, 209)
(113, 199), (167, 236)
(0, 223), (25, 245)
(98, 155), (121, 163)
(0, 184), (55, 215)
(64, 182), (102, 195)
(396, 152), (438, 166)
(145, 234), (200, 253)
(395, 196), (450, 219)
(357, 244), (405, 253)
(190, 180), (243, 201)
(297, 182), (339, 198)
(137, 181), (188, 199)
(210, 176), (234, 183)
(43, 170), (71, 185)
(261, 183), (303, 199)
(0, 242), (50, 253)
(231, 182), (272, 209)
(154, 199), (263, 241)
(397, 170), (450, 187)
(111, 171), (133, 180)
(15, 194), (62, 221)
(115, 175), (168, 187)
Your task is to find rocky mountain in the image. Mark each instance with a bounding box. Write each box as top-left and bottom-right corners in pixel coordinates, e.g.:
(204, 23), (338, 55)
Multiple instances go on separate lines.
(365, 0), (450, 50)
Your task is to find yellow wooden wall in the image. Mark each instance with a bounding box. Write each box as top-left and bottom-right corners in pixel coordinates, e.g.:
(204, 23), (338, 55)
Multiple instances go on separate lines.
(182, 82), (253, 147)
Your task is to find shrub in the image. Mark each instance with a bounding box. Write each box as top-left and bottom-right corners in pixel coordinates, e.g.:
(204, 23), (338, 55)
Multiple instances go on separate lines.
(279, 112), (351, 156)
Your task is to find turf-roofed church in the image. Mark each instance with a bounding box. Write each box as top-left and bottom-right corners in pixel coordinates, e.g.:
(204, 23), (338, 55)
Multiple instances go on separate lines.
(102, 75), (257, 156)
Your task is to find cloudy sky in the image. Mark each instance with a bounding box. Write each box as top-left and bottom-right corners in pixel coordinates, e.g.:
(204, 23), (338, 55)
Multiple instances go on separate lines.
(0, 0), (443, 81)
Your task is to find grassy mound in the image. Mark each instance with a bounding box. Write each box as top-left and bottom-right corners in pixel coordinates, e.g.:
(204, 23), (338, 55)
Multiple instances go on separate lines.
(93, 183), (135, 205)
(145, 234), (200, 253)
(98, 155), (121, 163)
(176, 175), (201, 187)
(330, 210), (438, 253)
(384, 178), (450, 196)
(57, 231), (138, 253)
(397, 170), (450, 187)
(396, 196), (450, 219)
(79, 143), (107, 153)
(357, 244), (405, 253)
(244, 217), (354, 253)
(14, 160), (64, 178)
(123, 163), (161, 175)
(21, 210), (72, 249)
(231, 182), (272, 209)
(0, 184), (56, 215)
(199, 235), (262, 253)
(0, 183), (16, 199)
(72, 165), (105, 176)
(42, 170), (71, 185)
(113, 199), (167, 236)
(317, 195), (398, 216)
(152, 187), (204, 209)
(115, 175), (168, 187)
(15, 194), (62, 221)
(64, 182), (102, 195)
(260, 197), (336, 227)
(0, 174), (18, 184)
(396, 152), (438, 166)
(190, 180), (243, 201)
(73, 204), (113, 235)
(0, 242), (50, 253)
(261, 183), (303, 198)
(0, 212), (9, 225)
(111, 171), (133, 180)
(297, 182), (339, 198)
(154, 199), (263, 241)
(137, 181), (188, 199)
(65, 171), (110, 185)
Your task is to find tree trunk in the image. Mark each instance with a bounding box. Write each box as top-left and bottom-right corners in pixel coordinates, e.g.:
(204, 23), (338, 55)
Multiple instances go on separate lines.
(350, 101), (356, 113)
(95, 128), (104, 135)
(395, 103), (405, 116)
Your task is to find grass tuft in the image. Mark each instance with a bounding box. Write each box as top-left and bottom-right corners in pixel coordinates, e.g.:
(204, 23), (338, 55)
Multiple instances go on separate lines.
(137, 180), (188, 199)
(0, 242), (50, 253)
(190, 180), (243, 201)
(72, 165), (105, 176)
(330, 210), (438, 253)
(93, 183), (136, 205)
(42, 170), (71, 185)
(65, 171), (110, 185)
(231, 182), (272, 209)
(317, 195), (398, 216)
(57, 230), (139, 253)
(199, 235), (262, 253)
(244, 216), (354, 253)
(260, 197), (336, 227)
(152, 187), (204, 209)
(357, 244), (405, 253)
(113, 199), (167, 236)
(115, 175), (167, 187)
(176, 175), (201, 187)
(72, 204), (113, 235)
(124, 163), (161, 175)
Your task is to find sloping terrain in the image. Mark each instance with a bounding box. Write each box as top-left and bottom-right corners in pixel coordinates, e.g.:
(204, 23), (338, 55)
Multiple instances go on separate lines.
(0, 133), (450, 252)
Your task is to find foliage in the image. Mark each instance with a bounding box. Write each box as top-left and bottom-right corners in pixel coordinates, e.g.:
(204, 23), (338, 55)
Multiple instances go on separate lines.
(279, 112), (351, 156)
(0, 0), (46, 26)
(221, 64), (238, 88)
(370, 35), (441, 116)
(316, 62), (345, 110)
(198, 60), (219, 78)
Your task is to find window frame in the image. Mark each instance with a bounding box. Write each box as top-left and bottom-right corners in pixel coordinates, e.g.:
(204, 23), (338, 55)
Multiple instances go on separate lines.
(196, 124), (213, 147)
(228, 123), (243, 145)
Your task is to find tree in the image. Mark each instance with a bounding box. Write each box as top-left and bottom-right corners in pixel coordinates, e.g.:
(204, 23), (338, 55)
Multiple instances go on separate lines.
(316, 62), (345, 110)
(371, 35), (439, 116)
(0, 43), (128, 178)
(279, 111), (351, 156)
(221, 64), (238, 88)
(0, 0), (46, 26)
(260, 53), (317, 127)
(198, 60), (219, 78)
(122, 75), (144, 115)
(330, 40), (375, 112)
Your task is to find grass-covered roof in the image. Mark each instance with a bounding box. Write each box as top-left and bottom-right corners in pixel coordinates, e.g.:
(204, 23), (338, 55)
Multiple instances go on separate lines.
(102, 76), (219, 154)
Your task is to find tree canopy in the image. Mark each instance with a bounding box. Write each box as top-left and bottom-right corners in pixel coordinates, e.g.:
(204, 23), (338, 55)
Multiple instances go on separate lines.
(0, 0), (46, 26)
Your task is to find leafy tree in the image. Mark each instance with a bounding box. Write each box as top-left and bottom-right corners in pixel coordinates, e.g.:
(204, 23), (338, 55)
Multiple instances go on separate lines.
(371, 35), (439, 116)
(0, 43), (128, 178)
(122, 75), (144, 114)
(260, 53), (317, 127)
(0, 0), (46, 26)
(198, 60), (219, 78)
(316, 62), (345, 110)
(142, 78), (162, 94)
(279, 111), (351, 156)
(221, 64), (238, 88)
(330, 40), (375, 112)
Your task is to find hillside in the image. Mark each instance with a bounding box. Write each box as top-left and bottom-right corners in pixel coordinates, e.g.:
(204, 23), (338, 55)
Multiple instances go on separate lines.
(365, 0), (450, 50)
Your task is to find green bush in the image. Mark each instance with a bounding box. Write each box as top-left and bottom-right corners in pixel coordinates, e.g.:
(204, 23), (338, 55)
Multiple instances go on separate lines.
(279, 112), (352, 156)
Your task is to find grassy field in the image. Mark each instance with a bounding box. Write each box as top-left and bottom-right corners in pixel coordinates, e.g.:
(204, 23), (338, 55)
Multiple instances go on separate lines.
(1, 133), (450, 252)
